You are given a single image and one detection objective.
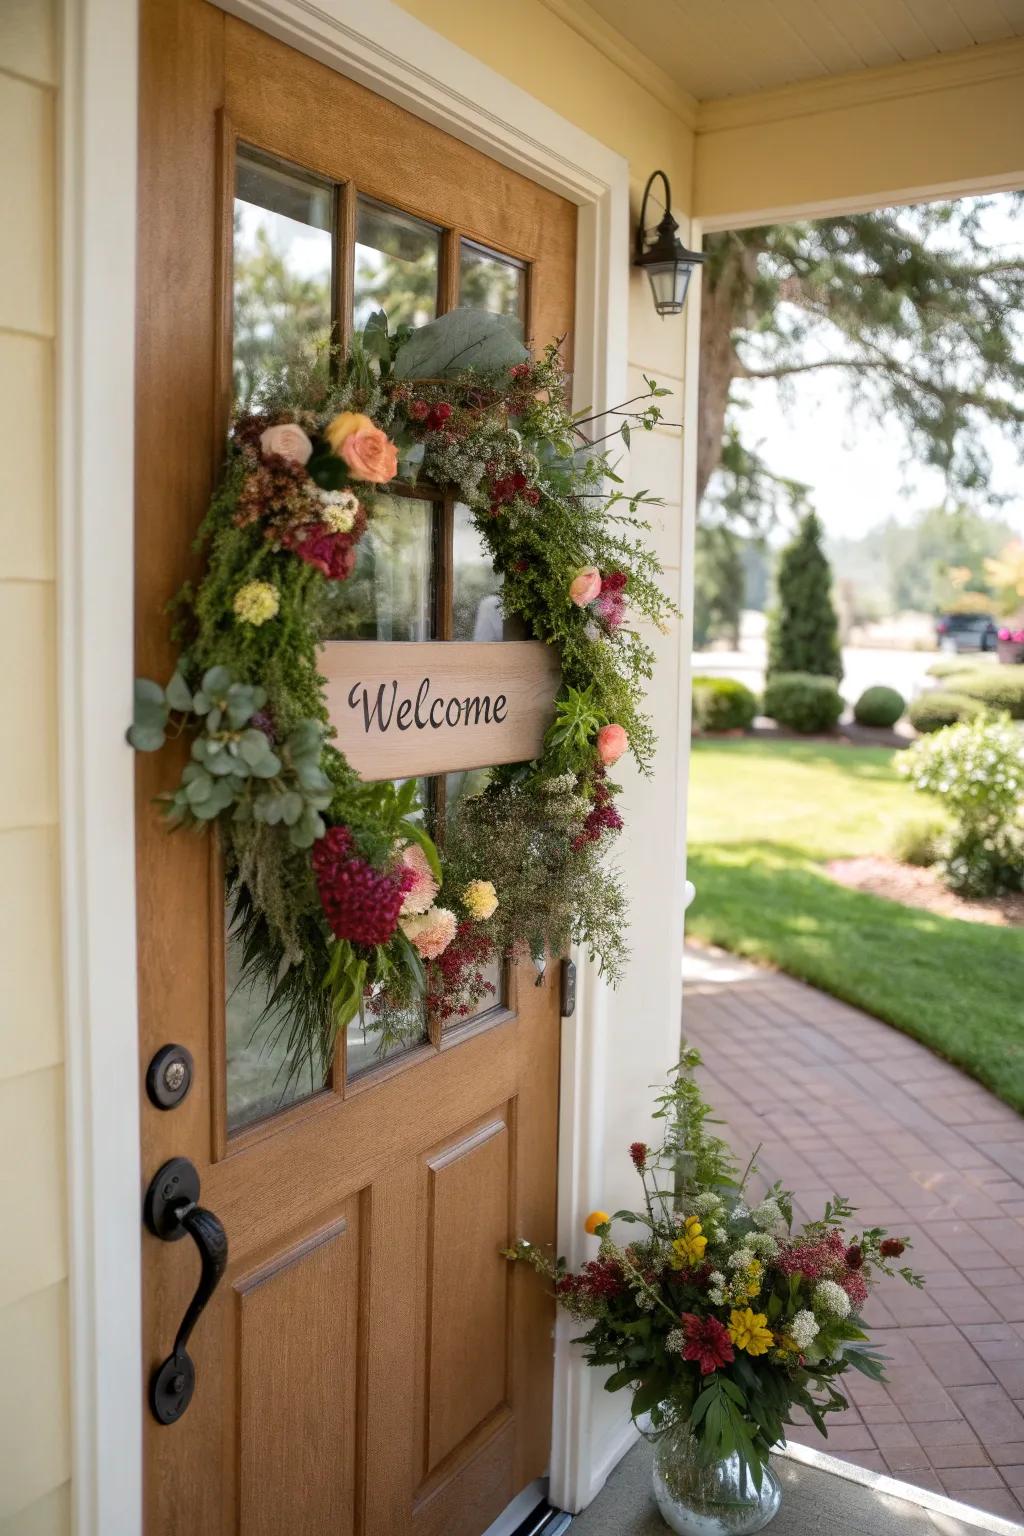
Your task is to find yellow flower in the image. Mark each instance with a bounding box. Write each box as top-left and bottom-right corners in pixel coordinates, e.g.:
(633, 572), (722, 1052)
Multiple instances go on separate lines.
(728, 1308), (774, 1357)
(584, 1210), (610, 1235)
(670, 1215), (708, 1269)
(232, 579), (280, 627)
(463, 879), (498, 920)
(324, 411), (375, 454)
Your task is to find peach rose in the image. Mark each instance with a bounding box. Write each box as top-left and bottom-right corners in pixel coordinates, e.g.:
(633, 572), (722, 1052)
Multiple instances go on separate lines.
(260, 422), (313, 465)
(596, 724), (628, 765)
(339, 426), (399, 484)
(324, 412), (375, 453)
(569, 566), (601, 606)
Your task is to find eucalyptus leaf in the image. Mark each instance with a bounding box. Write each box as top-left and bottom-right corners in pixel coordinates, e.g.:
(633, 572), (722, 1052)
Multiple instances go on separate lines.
(201, 665), (233, 699)
(127, 723), (166, 753)
(392, 308), (528, 380)
(164, 671), (193, 712)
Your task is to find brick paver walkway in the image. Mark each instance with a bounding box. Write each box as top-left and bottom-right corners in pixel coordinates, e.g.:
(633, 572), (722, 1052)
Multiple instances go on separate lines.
(684, 943), (1024, 1526)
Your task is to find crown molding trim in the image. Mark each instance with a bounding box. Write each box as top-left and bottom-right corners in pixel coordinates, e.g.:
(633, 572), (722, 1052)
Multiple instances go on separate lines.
(537, 0), (698, 131)
(697, 35), (1024, 135)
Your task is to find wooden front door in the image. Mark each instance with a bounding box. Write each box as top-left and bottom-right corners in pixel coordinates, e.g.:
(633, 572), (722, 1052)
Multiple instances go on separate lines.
(135, 5), (576, 1533)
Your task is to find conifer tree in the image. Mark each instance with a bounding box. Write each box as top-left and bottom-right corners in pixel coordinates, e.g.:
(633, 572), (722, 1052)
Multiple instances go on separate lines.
(767, 512), (842, 681)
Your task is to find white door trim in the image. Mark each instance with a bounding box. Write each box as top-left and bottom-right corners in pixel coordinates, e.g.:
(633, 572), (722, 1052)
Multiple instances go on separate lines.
(60, 1), (629, 1530)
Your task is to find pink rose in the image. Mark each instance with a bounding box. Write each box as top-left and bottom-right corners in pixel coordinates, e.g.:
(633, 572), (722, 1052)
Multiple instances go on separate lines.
(569, 566), (602, 606)
(259, 422), (313, 465)
(596, 724), (628, 766)
(339, 426), (398, 485)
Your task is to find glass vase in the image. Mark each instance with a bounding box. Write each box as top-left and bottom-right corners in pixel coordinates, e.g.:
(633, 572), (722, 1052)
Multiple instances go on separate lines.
(651, 1420), (781, 1536)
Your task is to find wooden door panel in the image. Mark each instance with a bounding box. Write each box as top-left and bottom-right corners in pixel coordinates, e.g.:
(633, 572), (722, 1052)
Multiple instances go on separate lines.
(421, 1114), (511, 1479)
(137, 5), (573, 1532)
(236, 1208), (362, 1536)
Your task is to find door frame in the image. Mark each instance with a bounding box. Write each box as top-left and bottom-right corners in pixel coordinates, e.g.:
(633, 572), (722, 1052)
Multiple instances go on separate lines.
(59, 1), (630, 1531)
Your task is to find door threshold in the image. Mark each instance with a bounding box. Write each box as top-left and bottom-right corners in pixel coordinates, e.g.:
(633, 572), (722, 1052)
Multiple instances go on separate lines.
(482, 1479), (572, 1536)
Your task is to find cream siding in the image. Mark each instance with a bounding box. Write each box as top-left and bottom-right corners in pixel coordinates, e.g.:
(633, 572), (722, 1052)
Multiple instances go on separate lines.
(0, 1), (70, 1532)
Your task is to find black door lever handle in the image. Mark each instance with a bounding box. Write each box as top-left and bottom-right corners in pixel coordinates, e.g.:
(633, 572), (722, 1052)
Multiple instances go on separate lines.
(144, 1157), (228, 1425)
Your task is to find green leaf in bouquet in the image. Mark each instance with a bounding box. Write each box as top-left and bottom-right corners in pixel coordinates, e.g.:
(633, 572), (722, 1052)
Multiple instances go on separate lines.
(391, 307), (528, 380)
(200, 665), (233, 700)
(398, 818), (442, 883)
(165, 670), (193, 712)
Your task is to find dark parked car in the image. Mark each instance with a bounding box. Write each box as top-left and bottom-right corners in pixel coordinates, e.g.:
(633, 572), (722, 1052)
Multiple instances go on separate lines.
(935, 612), (998, 653)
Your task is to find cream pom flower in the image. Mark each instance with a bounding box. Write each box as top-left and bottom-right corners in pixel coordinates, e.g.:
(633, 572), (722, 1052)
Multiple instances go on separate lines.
(401, 905), (457, 959)
(317, 488), (360, 535)
(399, 843), (439, 916)
(790, 1310), (819, 1350)
(813, 1280), (851, 1319)
(463, 879), (498, 920)
(233, 580), (280, 626)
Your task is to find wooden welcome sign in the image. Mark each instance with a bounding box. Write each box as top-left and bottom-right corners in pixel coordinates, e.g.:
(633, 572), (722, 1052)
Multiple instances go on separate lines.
(319, 641), (561, 780)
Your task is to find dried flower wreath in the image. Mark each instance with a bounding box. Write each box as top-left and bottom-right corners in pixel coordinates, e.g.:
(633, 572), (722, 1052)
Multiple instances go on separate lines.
(130, 309), (677, 1080)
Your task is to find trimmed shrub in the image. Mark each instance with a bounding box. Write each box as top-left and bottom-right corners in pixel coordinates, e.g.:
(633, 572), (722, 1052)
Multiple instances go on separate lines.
(926, 656), (983, 680)
(908, 690), (984, 734)
(853, 685), (905, 729)
(692, 676), (757, 733)
(889, 813), (948, 868)
(899, 713), (1024, 896)
(767, 512), (843, 682)
(763, 672), (843, 734)
(949, 668), (1024, 720)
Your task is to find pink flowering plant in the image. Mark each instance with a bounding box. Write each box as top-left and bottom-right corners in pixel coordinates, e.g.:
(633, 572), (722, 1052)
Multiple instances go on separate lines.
(129, 310), (678, 1081)
(509, 1050), (923, 1488)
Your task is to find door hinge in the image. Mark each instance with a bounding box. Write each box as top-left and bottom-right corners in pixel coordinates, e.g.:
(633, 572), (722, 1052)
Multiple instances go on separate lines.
(559, 958), (576, 1018)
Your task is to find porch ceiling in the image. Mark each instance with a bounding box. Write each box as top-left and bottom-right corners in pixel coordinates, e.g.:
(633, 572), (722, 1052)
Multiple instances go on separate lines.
(566, 0), (1024, 104)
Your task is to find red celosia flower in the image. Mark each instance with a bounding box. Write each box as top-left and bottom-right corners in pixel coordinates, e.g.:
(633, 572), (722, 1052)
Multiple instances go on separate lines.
(679, 1312), (735, 1375)
(880, 1238), (905, 1258)
(509, 363), (531, 379)
(572, 768), (624, 850)
(312, 826), (413, 947)
(287, 525), (359, 581)
(845, 1244), (864, 1270)
(602, 570), (628, 594)
(425, 402), (452, 431)
(630, 1141), (648, 1172)
(425, 919), (497, 1022)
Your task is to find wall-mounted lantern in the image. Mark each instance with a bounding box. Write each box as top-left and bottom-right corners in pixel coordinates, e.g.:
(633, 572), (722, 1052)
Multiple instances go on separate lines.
(634, 170), (705, 317)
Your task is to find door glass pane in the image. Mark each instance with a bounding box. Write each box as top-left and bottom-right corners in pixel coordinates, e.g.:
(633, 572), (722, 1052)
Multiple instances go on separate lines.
(459, 240), (526, 339)
(354, 198), (440, 333)
(225, 898), (327, 1133)
(452, 502), (505, 641)
(324, 496), (434, 640)
(233, 148), (334, 409)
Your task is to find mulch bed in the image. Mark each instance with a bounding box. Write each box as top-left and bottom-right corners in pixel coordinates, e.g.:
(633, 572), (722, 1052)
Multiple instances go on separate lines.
(827, 854), (1024, 927)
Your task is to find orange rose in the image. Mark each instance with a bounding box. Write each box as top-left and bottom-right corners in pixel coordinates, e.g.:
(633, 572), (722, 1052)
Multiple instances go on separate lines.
(339, 426), (399, 484)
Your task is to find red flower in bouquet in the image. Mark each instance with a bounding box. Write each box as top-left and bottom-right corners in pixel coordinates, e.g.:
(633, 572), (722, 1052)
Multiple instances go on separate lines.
(313, 827), (414, 947)
(679, 1312), (735, 1375)
(629, 1141), (648, 1172)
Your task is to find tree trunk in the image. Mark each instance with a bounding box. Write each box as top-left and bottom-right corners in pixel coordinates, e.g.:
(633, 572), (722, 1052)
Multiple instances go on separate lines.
(696, 243), (761, 507)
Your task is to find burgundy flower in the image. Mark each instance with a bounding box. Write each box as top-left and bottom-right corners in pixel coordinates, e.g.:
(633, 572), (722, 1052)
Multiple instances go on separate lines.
(572, 769), (624, 850)
(524, 488), (540, 506)
(679, 1313), (735, 1375)
(312, 826), (413, 947)
(425, 402), (452, 431)
(409, 399), (430, 421)
(845, 1244), (864, 1270)
(629, 1141), (649, 1172)
(286, 524), (359, 581)
(602, 570), (628, 594)
(880, 1238), (906, 1258)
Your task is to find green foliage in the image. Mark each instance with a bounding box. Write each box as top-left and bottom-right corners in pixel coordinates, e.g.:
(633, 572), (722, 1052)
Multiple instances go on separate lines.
(900, 713), (1024, 896)
(692, 676), (757, 734)
(390, 305), (528, 378)
(927, 655), (986, 679)
(543, 684), (608, 775)
(948, 667), (1024, 719)
(763, 673), (843, 735)
(693, 524), (746, 648)
(442, 773), (628, 981)
(767, 513), (842, 682)
(889, 812), (949, 868)
(907, 689), (984, 734)
(701, 198), (1024, 522)
(852, 685), (905, 729)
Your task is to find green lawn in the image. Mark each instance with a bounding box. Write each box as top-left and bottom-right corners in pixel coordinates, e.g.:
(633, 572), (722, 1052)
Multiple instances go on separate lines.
(686, 738), (1024, 1112)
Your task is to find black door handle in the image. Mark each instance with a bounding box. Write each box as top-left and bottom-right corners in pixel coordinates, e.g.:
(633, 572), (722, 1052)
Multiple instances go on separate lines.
(144, 1157), (228, 1425)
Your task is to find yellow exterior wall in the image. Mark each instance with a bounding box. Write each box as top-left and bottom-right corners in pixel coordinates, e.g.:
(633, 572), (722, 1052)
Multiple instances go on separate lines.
(0, 2), (71, 1533)
(694, 39), (1024, 227)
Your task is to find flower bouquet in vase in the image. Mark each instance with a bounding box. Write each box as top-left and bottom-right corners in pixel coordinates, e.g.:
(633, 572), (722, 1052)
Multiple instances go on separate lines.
(507, 1050), (924, 1535)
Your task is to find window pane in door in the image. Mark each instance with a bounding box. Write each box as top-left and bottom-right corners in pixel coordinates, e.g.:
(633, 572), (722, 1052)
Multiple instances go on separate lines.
(233, 147), (334, 409)
(452, 502), (505, 641)
(354, 198), (440, 334)
(459, 240), (526, 338)
(324, 495), (434, 640)
(225, 896), (327, 1133)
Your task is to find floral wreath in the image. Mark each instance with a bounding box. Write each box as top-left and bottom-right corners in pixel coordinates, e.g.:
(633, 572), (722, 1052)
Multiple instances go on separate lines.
(131, 309), (677, 1079)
